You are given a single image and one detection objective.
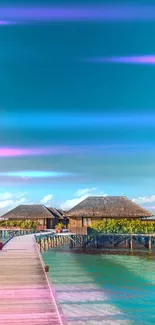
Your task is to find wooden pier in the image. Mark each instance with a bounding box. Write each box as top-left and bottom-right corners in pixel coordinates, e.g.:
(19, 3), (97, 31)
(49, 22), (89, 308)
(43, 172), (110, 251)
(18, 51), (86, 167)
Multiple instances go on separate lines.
(36, 233), (155, 251)
(0, 234), (66, 325)
(35, 233), (70, 252)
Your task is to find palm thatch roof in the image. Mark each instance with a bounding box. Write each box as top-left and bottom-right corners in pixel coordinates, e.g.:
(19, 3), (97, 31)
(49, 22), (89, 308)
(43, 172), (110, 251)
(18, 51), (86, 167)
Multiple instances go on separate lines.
(55, 208), (68, 219)
(47, 207), (65, 220)
(56, 209), (65, 215)
(2, 204), (58, 220)
(66, 196), (152, 218)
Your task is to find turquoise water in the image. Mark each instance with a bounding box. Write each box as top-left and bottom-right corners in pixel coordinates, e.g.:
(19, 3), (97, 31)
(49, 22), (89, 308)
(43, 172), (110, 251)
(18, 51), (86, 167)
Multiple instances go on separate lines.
(0, 236), (9, 243)
(42, 249), (155, 325)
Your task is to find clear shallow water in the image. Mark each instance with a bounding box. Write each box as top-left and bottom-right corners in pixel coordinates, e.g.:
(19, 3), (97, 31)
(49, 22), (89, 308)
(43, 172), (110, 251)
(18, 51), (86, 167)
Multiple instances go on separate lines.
(42, 249), (155, 325)
(0, 236), (9, 243)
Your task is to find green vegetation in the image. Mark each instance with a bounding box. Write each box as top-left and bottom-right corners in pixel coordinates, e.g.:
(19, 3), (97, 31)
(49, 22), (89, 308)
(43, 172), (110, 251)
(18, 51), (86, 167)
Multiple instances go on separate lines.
(91, 219), (155, 234)
(55, 222), (64, 230)
(0, 219), (39, 229)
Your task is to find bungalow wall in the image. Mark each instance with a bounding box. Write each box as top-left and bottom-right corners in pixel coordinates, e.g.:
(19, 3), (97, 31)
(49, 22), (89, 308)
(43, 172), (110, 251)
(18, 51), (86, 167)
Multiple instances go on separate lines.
(69, 216), (147, 234)
(25, 218), (59, 230)
(36, 219), (47, 230)
(38, 218), (61, 230)
(69, 216), (103, 234)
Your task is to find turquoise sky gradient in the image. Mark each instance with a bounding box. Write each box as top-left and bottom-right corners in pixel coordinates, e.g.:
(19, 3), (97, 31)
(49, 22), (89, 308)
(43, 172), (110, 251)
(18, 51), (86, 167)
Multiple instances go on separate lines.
(0, 1), (155, 213)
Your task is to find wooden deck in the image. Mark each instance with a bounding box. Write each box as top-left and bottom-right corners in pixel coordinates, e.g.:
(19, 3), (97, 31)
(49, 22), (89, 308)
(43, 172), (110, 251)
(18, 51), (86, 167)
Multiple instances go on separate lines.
(0, 234), (65, 325)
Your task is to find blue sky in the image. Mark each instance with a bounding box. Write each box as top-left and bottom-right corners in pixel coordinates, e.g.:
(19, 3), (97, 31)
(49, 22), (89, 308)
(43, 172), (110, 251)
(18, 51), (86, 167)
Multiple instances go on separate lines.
(0, 0), (155, 215)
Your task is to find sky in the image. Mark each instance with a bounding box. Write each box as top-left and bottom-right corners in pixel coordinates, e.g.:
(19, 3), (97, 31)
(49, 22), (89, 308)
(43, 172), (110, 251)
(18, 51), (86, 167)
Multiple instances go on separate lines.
(0, 0), (155, 215)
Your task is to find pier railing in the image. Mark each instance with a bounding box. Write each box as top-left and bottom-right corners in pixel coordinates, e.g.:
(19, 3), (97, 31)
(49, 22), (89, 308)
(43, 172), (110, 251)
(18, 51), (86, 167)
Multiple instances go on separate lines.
(35, 233), (70, 251)
(35, 232), (155, 251)
(69, 233), (155, 250)
(0, 229), (45, 243)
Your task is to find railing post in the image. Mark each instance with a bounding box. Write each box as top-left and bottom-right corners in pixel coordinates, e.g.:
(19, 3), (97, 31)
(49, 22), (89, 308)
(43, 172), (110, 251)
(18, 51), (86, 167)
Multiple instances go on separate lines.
(130, 235), (133, 250)
(96, 235), (99, 248)
(149, 236), (152, 250)
(112, 235), (115, 248)
(69, 236), (73, 248)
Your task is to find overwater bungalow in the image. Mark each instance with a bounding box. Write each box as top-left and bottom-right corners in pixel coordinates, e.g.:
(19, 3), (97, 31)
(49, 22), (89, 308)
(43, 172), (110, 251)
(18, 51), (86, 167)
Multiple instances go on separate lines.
(47, 207), (68, 228)
(66, 196), (152, 234)
(1, 204), (67, 230)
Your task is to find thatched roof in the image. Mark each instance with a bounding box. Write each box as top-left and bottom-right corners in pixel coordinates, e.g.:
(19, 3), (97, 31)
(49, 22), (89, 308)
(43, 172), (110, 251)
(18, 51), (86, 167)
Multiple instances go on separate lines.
(55, 208), (68, 219)
(66, 196), (152, 218)
(56, 209), (65, 216)
(47, 207), (64, 219)
(2, 204), (58, 220)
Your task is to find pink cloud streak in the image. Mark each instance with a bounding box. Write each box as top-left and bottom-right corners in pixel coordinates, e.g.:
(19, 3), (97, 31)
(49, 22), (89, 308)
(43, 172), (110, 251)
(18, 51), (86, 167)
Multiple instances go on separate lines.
(0, 147), (69, 157)
(88, 55), (155, 65)
(0, 144), (145, 157)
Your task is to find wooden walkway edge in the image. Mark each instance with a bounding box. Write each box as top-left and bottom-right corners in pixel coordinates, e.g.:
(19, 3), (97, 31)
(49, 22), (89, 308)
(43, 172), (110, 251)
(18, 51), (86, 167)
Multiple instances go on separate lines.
(0, 234), (67, 325)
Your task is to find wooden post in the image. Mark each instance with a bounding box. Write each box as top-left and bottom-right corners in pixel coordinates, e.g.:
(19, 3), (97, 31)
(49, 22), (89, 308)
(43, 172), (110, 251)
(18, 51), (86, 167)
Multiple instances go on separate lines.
(73, 236), (75, 247)
(144, 236), (150, 249)
(40, 238), (43, 251)
(149, 236), (152, 250)
(80, 236), (82, 247)
(96, 235), (99, 248)
(130, 235), (133, 250)
(125, 237), (128, 248)
(44, 238), (47, 250)
(45, 237), (47, 250)
(112, 235), (115, 248)
(69, 236), (73, 248)
(48, 237), (51, 249)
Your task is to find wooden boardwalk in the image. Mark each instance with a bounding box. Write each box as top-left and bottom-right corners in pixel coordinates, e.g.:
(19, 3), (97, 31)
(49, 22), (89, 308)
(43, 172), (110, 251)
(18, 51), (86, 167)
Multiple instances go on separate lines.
(0, 234), (65, 325)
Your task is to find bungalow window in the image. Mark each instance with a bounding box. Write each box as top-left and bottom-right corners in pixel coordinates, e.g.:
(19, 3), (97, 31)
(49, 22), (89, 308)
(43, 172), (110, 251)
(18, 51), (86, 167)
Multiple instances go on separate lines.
(82, 218), (92, 227)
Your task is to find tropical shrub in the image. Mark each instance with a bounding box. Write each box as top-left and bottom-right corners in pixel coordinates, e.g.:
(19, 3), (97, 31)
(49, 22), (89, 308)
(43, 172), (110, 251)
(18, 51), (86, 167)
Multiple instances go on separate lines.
(0, 219), (39, 229)
(55, 222), (64, 230)
(91, 219), (155, 234)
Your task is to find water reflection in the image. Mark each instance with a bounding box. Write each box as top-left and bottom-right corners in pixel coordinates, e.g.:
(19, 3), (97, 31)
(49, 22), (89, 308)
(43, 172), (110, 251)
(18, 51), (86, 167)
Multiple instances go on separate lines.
(42, 248), (155, 325)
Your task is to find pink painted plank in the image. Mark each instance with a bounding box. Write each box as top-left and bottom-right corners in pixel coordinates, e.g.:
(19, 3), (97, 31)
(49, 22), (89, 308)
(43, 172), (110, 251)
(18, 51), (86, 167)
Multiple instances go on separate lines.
(0, 235), (65, 325)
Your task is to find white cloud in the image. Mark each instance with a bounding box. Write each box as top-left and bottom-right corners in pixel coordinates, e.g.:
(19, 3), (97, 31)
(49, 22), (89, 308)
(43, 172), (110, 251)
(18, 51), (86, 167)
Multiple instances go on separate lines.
(98, 193), (108, 197)
(0, 200), (14, 209)
(132, 195), (155, 204)
(0, 192), (14, 200)
(59, 189), (108, 211)
(40, 194), (53, 206)
(59, 194), (89, 210)
(75, 187), (97, 197)
(0, 188), (108, 216)
(0, 192), (28, 216)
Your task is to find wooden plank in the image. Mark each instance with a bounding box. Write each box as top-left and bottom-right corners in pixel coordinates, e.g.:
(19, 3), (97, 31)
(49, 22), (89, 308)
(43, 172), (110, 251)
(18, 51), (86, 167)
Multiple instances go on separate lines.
(0, 234), (66, 325)
(149, 236), (152, 250)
